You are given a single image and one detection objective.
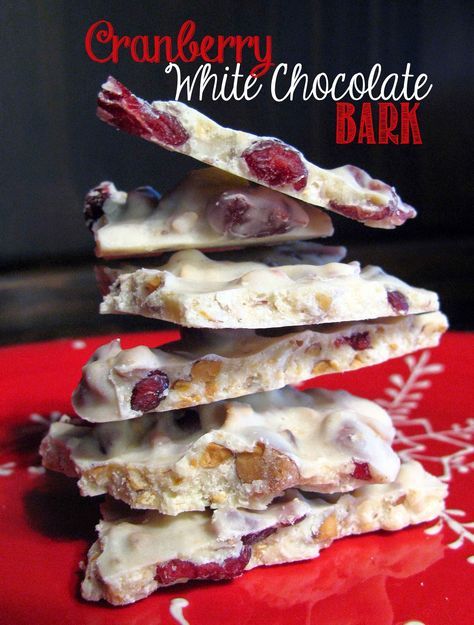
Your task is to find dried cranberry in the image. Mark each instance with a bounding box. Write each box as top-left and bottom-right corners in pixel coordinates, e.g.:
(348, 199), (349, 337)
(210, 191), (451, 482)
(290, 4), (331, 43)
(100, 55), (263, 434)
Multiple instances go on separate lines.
(155, 546), (251, 585)
(387, 290), (409, 314)
(329, 201), (377, 222)
(329, 165), (416, 226)
(130, 370), (169, 412)
(207, 187), (309, 238)
(242, 140), (308, 191)
(97, 76), (189, 147)
(334, 332), (371, 351)
(242, 514), (306, 545)
(351, 461), (372, 481)
(83, 182), (113, 231)
(242, 526), (278, 545)
(345, 165), (368, 186)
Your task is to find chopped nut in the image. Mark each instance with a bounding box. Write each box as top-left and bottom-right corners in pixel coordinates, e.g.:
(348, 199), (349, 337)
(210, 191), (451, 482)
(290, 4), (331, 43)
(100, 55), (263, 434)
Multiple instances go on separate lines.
(382, 504), (410, 530)
(305, 342), (322, 356)
(392, 493), (407, 506)
(350, 354), (366, 367)
(172, 379), (192, 392)
(316, 293), (332, 312)
(171, 380), (202, 404)
(204, 381), (219, 399)
(126, 468), (148, 490)
(105, 587), (130, 606)
(251, 542), (268, 559)
(145, 275), (164, 293)
(136, 491), (158, 507)
(171, 380), (203, 402)
(198, 309), (216, 321)
(406, 490), (426, 514)
(171, 211), (198, 233)
(317, 514), (338, 541)
(85, 465), (110, 486)
(161, 298), (182, 320)
(199, 443), (232, 468)
(235, 443), (299, 490)
(168, 472), (183, 485)
(356, 499), (378, 531)
(311, 360), (333, 375)
(191, 358), (222, 382)
(236, 443), (265, 482)
(210, 491), (227, 504)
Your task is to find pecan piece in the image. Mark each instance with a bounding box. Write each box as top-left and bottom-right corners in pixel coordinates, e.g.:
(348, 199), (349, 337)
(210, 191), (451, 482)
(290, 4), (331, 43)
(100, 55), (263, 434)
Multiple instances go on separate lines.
(317, 514), (338, 541)
(191, 358), (222, 382)
(199, 443), (232, 468)
(235, 443), (299, 491)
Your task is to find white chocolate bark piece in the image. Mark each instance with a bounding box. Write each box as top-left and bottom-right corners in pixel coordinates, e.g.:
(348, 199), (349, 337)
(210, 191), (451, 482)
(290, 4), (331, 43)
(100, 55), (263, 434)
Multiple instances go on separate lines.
(41, 387), (400, 512)
(71, 312), (447, 420)
(100, 249), (439, 328)
(97, 77), (416, 229)
(81, 461), (446, 605)
(86, 169), (334, 258)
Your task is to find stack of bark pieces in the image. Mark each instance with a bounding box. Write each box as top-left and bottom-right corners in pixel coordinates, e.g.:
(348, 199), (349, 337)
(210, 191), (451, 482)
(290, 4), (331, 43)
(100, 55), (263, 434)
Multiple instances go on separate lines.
(40, 77), (448, 606)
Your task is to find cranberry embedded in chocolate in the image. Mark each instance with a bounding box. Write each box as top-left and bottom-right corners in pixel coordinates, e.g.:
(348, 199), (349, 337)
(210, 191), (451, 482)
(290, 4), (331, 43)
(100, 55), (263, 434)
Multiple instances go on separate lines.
(206, 187), (309, 238)
(351, 461), (372, 481)
(242, 139), (308, 191)
(328, 165), (416, 225)
(97, 76), (189, 147)
(130, 370), (169, 412)
(334, 331), (371, 351)
(242, 514), (306, 545)
(155, 546), (251, 584)
(329, 201), (397, 224)
(346, 165), (368, 186)
(387, 290), (409, 314)
(83, 182), (113, 231)
(328, 199), (416, 226)
(243, 526), (278, 546)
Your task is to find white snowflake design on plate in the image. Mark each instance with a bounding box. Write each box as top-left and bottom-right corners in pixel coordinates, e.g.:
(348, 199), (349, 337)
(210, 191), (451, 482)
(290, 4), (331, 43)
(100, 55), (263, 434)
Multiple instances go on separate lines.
(376, 350), (474, 559)
(71, 340), (87, 350)
(0, 461), (16, 476)
(29, 411), (62, 427)
(0, 412), (63, 479)
(1, 350), (473, 563)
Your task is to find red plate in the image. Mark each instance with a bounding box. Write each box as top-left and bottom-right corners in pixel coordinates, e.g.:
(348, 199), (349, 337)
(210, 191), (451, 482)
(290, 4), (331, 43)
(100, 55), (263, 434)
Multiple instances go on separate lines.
(1, 331), (473, 625)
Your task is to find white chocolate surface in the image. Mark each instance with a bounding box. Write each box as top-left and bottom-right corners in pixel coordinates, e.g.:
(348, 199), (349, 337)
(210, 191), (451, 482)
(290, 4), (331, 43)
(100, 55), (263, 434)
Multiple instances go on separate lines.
(100, 249), (439, 328)
(71, 312), (447, 421)
(81, 461), (446, 604)
(98, 78), (416, 229)
(92, 169), (333, 258)
(41, 387), (400, 512)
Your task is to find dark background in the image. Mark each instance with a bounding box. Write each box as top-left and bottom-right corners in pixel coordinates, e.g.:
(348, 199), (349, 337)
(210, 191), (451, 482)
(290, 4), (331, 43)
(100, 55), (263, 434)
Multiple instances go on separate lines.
(1, 0), (473, 342)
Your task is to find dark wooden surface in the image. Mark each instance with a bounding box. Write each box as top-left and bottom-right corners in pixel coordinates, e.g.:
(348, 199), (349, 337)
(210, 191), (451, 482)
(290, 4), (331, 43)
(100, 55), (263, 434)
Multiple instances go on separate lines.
(1, 2), (473, 264)
(0, 237), (472, 346)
